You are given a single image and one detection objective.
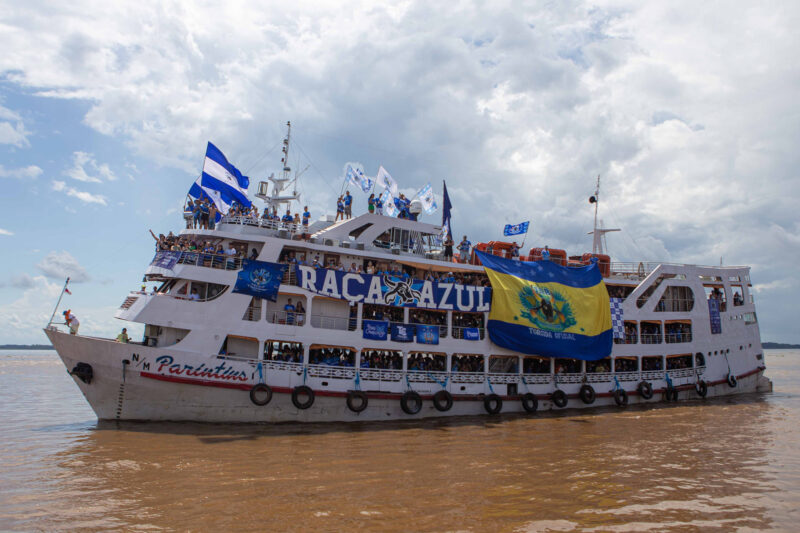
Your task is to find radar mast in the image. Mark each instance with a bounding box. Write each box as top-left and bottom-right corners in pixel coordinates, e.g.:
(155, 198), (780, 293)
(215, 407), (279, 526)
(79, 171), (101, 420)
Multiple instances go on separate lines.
(588, 175), (620, 255)
(255, 121), (301, 214)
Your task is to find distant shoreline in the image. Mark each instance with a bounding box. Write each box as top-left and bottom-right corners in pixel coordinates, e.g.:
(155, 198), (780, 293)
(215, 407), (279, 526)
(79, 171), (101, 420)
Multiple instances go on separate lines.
(2, 342), (799, 350)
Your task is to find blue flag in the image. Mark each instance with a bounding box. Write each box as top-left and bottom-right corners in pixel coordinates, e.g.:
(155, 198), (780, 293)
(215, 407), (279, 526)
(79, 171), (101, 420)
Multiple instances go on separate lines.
(416, 324), (440, 345)
(201, 142), (251, 208)
(503, 221), (529, 236)
(363, 320), (388, 341)
(232, 260), (286, 302)
(442, 180), (452, 240)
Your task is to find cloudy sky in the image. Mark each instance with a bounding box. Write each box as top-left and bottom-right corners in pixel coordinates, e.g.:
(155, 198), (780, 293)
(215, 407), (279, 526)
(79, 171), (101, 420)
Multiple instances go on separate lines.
(0, 0), (798, 344)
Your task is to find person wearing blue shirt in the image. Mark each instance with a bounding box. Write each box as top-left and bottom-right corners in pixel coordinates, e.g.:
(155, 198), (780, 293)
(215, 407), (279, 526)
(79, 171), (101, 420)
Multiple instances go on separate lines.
(335, 195), (344, 222)
(302, 206), (310, 227)
(374, 196), (383, 215)
(458, 236), (471, 262)
(344, 190), (353, 219)
(284, 298), (296, 325)
(542, 245), (550, 261)
(281, 209), (293, 226)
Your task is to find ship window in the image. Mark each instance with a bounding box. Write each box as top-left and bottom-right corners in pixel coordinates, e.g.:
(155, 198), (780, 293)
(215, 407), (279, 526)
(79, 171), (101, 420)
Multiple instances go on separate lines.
(641, 356), (663, 371)
(636, 274), (680, 308)
(607, 284), (634, 300)
(695, 353), (706, 367)
(666, 354), (692, 370)
(640, 321), (663, 344)
(266, 295), (307, 326)
(522, 356), (550, 374)
(587, 358), (611, 373)
(489, 355), (519, 374)
(360, 349), (402, 370)
(348, 223), (373, 240)
(220, 335), (258, 359)
(142, 324), (189, 348)
(308, 345), (356, 367)
(243, 297), (262, 321)
(614, 357), (638, 373)
(704, 285), (727, 312)
(655, 286), (694, 312)
(665, 321), (692, 343)
(555, 358), (581, 374)
(731, 285), (744, 306)
(310, 296), (354, 331)
(362, 303), (403, 323)
(451, 353), (484, 373)
(264, 340), (303, 363)
(408, 351), (446, 372)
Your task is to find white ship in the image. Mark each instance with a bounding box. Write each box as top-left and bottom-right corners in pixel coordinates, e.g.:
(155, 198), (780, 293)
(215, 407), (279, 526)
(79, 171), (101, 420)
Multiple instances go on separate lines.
(45, 127), (772, 423)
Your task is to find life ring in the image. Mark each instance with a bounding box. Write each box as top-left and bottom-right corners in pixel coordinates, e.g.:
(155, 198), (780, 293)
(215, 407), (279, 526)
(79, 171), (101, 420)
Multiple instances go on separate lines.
(579, 384), (596, 404)
(551, 390), (568, 408)
(614, 389), (628, 407)
(346, 390), (368, 413)
(727, 374), (738, 388)
(695, 381), (708, 398)
(432, 390), (453, 412)
(637, 381), (654, 400)
(291, 385), (315, 410)
(484, 394), (503, 415)
(400, 391), (422, 415)
(664, 387), (678, 402)
(521, 393), (538, 414)
(249, 384), (272, 406)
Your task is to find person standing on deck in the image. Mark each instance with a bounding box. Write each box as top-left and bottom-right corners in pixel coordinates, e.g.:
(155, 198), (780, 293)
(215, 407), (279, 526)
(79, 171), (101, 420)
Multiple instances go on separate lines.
(344, 190), (353, 219)
(63, 310), (79, 335)
(458, 236), (471, 263)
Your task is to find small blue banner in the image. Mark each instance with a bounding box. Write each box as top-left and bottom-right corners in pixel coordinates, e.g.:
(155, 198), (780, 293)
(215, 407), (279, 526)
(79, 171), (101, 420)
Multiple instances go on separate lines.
(416, 324), (440, 345)
(708, 298), (722, 334)
(150, 251), (181, 270)
(391, 323), (414, 342)
(232, 260), (286, 302)
(363, 320), (388, 341)
(503, 221), (529, 236)
(463, 327), (481, 341)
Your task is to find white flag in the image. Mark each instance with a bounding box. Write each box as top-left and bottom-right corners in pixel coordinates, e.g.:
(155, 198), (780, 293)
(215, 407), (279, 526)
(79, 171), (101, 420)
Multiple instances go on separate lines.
(381, 189), (399, 217)
(416, 183), (438, 214)
(376, 166), (398, 196)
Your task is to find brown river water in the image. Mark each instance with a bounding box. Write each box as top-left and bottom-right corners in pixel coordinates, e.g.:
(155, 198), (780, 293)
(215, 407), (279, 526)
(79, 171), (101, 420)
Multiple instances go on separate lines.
(1, 349), (799, 532)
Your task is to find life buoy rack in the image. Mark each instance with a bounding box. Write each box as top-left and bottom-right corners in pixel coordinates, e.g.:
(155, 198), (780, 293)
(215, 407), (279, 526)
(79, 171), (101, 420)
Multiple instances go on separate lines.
(579, 384), (596, 404)
(291, 385), (315, 410)
(727, 374), (738, 388)
(613, 389), (628, 407)
(551, 390), (568, 408)
(695, 380), (708, 398)
(249, 384), (272, 406)
(432, 390), (453, 412)
(521, 393), (538, 413)
(664, 387), (678, 402)
(346, 390), (368, 413)
(483, 394), (503, 415)
(400, 391), (422, 415)
(637, 381), (654, 400)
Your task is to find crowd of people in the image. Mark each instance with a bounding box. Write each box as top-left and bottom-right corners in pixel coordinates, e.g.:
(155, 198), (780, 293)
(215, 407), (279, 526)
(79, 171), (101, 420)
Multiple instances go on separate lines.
(360, 350), (403, 370)
(450, 354), (484, 373)
(665, 322), (692, 343)
(265, 341), (303, 363)
(641, 357), (663, 371)
(640, 322), (663, 344)
(614, 358), (638, 373)
(666, 355), (693, 370)
(523, 357), (550, 374)
(309, 347), (356, 366)
(407, 353), (446, 372)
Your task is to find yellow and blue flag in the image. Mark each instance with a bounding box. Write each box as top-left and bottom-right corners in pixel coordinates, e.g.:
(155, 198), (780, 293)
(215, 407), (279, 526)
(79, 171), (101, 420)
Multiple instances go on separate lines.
(477, 250), (612, 360)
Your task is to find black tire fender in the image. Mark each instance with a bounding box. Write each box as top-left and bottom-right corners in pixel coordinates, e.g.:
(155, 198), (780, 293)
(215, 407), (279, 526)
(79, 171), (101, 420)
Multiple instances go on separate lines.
(551, 390), (568, 408)
(727, 374), (738, 388)
(432, 390), (453, 412)
(346, 390), (368, 413)
(291, 385), (315, 410)
(637, 381), (654, 400)
(400, 391), (422, 415)
(614, 388), (629, 407)
(521, 393), (538, 414)
(483, 393), (503, 415)
(579, 384), (596, 404)
(695, 380), (708, 397)
(249, 384), (272, 406)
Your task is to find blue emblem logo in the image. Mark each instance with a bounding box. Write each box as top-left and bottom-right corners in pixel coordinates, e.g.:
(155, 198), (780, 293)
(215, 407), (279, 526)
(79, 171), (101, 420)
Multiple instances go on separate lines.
(518, 285), (576, 332)
(248, 268), (273, 291)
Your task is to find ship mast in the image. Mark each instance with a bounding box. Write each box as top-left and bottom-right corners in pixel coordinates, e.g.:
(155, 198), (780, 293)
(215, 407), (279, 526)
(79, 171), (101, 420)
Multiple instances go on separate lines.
(588, 175), (620, 255)
(255, 121), (301, 214)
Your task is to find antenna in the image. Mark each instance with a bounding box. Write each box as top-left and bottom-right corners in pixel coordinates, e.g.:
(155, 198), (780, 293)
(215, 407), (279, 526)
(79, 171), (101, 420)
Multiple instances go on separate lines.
(255, 121), (301, 212)
(587, 175), (620, 255)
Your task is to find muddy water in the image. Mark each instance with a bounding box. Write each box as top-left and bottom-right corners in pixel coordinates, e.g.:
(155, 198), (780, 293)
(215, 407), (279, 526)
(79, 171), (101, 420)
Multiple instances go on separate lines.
(1, 349), (799, 531)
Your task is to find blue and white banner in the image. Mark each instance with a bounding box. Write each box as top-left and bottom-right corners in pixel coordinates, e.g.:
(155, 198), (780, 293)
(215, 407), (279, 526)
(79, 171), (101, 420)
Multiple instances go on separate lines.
(708, 298), (722, 334)
(233, 260), (286, 302)
(201, 142), (251, 208)
(503, 221), (529, 236)
(345, 163), (373, 193)
(376, 166), (398, 195)
(381, 189), (399, 217)
(295, 265), (491, 312)
(150, 251), (181, 271)
(610, 297), (625, 339)
(189, 176), (233, 216)
(363, 320), (388, 341)
(463, 327), (481, 341)
(416, 183), (438, 214)
(391, 323), (414, 342)
(416, 324), (440, 345)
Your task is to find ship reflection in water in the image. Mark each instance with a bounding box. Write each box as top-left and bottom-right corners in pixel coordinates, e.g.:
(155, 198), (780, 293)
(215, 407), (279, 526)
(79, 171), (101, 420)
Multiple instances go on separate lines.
(2, 350), (799, 531)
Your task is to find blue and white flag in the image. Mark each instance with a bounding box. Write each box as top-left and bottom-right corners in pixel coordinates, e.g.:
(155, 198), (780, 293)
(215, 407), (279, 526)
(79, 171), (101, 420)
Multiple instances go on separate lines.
(189, 176), (232, 215)
(363, 320), (388, 341)
(503, 221), (530, 236)
(232, 260), (286, 302)
(376, 166), (398, 195)
(416, 324), (439, 345)
(201, 142), (251, 208)
(416, 183), (438, 214)
(345, 163), (373, 193)
(381, 189), (399, 217)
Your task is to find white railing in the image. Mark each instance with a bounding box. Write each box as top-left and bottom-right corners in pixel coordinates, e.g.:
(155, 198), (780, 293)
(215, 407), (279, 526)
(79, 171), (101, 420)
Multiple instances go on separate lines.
(407, 370), (449, 383)
(451, 372), (485, 383)
(267, 310), (306, 326)
(521, 374), (552, 385)
(310, 314), (355, 331)
(641, 370), (665, 380)
(585, 372), (613, 383)
(641, 334), (663, 345)
(666, 367), (695, 379)
(174, 251), (244, 271)
(306, 364), (356, 380)
(615, 371), (641, 382)
(264, 360), (304, 372)
(665, 333), (693, 344)
(220, 215), (306, 234)
(554, 372), (584, 384)
(359, 368), (404, 382)
(488, 373), (519, 384)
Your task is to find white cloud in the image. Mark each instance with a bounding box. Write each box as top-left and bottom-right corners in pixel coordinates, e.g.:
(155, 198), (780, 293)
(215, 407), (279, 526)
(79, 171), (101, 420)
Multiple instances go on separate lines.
(64, 151), (117, 183)
(0, 164), (42, 179)
(0, 103), (31, 147)
(0, 228), (13, 236)
(37, 250), (91, 282)
(51, 180), (107, 205)
(10, 273), (37, 288)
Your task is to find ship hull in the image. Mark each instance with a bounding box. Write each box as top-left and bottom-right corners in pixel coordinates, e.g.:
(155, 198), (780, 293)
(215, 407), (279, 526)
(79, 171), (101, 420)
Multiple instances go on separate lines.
(46, 329), (771, 423)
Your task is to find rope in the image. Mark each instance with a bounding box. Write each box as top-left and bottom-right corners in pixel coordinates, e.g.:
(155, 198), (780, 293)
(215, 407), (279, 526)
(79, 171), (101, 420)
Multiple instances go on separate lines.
(303, 366), (307, 385)
(613, 375), (621, 392)
(257, 361), (264, 384)
(664, 372), (673, 389)
(405, 374), (413, 391)
(486, 376), (496, 395)
(426, 372), (448, 389)
(521, 376), (530, 391)
(354, 371), (361, 391)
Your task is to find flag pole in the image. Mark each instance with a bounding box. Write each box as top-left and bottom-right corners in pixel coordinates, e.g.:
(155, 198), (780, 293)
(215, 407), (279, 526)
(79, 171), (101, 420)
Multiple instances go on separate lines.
(47, 277), (70, 327)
